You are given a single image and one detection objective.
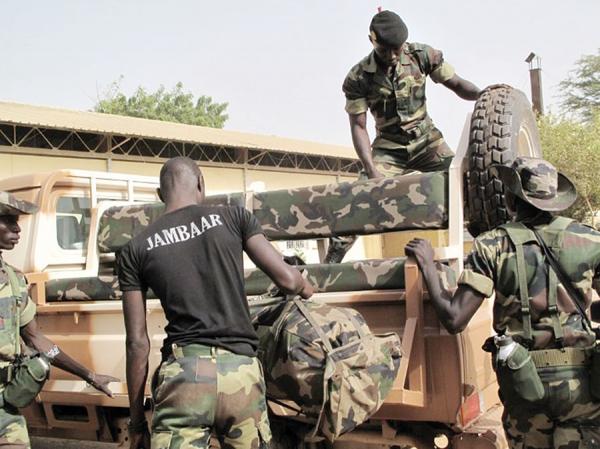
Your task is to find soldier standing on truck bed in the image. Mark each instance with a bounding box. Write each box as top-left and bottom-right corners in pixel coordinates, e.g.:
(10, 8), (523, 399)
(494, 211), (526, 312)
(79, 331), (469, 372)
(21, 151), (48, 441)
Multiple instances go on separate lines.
(118, 157), (314, 449)
(326, 9), (481, 263)
(405, 158), (600, 449)
(0, 192), (117, 449)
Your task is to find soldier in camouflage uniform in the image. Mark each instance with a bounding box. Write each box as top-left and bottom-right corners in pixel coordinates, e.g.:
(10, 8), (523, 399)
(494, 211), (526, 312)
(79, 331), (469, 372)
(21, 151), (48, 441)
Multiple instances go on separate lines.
(406, 158), (600, 449)
(118, 157), (313, 449)
(326, 9), (481, 263)
(0, 192), (117, 448)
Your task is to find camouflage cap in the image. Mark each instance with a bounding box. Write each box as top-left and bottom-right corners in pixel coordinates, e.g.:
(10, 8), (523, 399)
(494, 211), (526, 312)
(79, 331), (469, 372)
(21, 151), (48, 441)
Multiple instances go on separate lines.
(369, 10), (408, 47)
(0, 191), (38, 216)
(492, 157), (576, 212)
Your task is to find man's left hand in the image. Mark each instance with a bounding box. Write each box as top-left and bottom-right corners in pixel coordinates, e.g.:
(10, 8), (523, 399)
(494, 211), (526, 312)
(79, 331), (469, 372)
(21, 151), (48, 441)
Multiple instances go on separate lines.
(88, 372), (120, 397)
(405, 238), (434, 268)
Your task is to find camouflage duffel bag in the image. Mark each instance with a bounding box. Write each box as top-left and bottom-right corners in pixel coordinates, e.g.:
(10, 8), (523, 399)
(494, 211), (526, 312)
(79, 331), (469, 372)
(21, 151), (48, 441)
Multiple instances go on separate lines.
(252, 296), (402, 442)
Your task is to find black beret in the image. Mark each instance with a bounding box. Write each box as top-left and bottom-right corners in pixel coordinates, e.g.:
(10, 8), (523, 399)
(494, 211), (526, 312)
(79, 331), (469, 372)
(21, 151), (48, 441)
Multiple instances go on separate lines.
(369, 11), (408, 47)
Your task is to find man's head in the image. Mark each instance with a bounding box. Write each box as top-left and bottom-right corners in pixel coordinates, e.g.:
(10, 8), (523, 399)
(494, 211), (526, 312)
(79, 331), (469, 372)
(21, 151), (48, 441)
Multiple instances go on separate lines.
(0, 192), (38, 251)
(369, 10), (408, 67)
(492, 157), (576, 214)
(158, 157), (205, 205)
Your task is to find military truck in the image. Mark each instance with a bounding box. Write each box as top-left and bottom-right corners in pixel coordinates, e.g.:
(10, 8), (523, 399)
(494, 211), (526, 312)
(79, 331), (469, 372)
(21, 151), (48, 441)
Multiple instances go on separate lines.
(0, 87), (541, 448)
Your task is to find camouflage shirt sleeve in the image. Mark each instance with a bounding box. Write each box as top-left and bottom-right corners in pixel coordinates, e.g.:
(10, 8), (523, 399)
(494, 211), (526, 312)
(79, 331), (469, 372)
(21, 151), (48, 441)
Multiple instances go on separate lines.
(411, 43), (455, 84)
(342, 66), (369, 115)
(458, 236), (496, 298)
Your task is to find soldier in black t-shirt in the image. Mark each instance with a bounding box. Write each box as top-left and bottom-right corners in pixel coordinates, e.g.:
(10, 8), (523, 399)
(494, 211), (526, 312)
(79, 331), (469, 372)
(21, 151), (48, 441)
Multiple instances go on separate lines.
(119, 157), (313, 449)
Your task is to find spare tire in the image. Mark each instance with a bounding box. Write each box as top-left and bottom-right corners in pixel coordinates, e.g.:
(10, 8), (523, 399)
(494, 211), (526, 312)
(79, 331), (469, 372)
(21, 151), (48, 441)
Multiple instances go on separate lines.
(465, 86), (543, 236)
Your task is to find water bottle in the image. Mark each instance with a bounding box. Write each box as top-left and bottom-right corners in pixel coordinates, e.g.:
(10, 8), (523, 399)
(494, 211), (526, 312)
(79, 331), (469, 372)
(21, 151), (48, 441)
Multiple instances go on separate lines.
(494, 334), (517, 363)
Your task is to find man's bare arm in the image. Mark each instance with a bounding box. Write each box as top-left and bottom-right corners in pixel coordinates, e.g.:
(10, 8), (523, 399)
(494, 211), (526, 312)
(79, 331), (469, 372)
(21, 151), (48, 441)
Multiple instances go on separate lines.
(21, 319), (118, 396)
(122, 290), (151, 425)
(245, 234), (313, 299)
(442, 74), (481, 101)
(349, 113), (382, 179)
(405, 238), (485, 333)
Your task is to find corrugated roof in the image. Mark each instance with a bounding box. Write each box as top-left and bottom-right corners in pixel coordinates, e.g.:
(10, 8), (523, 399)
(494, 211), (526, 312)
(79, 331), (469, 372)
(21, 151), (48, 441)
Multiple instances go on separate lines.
(0, 101), (356, 159)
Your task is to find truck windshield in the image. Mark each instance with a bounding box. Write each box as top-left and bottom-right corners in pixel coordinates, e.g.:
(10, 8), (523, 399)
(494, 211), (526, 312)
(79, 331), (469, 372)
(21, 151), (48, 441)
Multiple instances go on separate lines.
(56, 197), (91, 250)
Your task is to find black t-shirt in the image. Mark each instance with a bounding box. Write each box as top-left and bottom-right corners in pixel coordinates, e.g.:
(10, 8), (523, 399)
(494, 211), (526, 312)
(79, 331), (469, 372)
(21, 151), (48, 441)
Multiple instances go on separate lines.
(117, 204), (264, 358)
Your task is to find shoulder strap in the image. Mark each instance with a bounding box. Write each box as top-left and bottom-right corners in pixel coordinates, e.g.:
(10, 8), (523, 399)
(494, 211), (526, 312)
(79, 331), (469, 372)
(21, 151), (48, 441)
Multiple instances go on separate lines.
(2, 260), (22, 356)
(500, 223), (535, 344)
(531, 227), (594, 334)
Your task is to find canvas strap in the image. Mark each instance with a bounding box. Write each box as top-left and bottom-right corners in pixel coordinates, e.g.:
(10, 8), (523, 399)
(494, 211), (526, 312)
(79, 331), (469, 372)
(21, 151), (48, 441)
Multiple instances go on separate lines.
(501, 222), (563, 346)
(2, 260), (22, 357)
(529, 219), (595, 335)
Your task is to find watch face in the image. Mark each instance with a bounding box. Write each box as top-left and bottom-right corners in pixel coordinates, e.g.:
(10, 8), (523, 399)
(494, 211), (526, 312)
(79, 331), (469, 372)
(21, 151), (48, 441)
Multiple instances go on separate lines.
(45, 345), (60, 359)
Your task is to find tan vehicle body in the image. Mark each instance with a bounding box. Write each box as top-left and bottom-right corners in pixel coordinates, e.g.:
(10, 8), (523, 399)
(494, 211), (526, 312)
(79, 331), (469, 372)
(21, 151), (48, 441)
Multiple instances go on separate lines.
(0, 126), (506, 449)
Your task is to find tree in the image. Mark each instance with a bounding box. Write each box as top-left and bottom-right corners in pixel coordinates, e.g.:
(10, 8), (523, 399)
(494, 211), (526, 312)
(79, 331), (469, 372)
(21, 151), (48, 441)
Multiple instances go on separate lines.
(539, 113), (600, 224)
(94, 78), (229, 128)
(559, 49), (600, 122)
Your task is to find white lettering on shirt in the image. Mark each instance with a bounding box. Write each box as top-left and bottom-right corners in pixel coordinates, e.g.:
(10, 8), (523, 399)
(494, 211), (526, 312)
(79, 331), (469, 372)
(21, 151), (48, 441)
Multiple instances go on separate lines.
(162, 228), (180, 245)
(145, 214), (223, 251)
(200, 216), (211, 233)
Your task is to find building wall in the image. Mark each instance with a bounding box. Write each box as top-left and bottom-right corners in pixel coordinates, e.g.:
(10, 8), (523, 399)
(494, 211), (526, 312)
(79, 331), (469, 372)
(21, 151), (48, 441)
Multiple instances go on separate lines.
(0, 150), (355, 193)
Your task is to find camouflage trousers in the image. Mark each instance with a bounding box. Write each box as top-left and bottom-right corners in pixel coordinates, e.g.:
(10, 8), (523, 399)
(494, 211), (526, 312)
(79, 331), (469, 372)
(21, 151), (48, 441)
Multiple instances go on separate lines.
(0, 404), (29, 449)
(324, 129), (452, 263)
(370, 126), (453, 177)
(500, 366), (600, 449)
(151, 344), (271, 449)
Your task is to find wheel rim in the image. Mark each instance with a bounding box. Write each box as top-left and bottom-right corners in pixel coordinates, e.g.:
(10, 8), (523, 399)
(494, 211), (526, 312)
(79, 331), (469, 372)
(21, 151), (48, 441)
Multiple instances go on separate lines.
(517, 123), (537, 157)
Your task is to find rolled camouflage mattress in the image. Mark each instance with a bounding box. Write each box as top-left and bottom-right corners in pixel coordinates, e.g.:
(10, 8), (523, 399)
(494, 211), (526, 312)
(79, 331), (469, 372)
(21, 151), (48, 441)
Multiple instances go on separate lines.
(44, 258), (456, 301)
(98, 171), (447, 252)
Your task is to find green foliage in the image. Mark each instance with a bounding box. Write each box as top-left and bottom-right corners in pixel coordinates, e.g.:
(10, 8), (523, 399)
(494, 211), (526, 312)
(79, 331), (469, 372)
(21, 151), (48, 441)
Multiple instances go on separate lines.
(538, 113), (600, 224)
(94, 78), (228, 128)
(559, 49), (600, 122)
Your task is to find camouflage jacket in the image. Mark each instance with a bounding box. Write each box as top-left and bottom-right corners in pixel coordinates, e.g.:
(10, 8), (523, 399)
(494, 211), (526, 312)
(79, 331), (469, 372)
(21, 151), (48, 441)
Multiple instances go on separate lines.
(0, 255), (36, 363)
(458, 216), (600, 349)
(342, 43), (455, 150)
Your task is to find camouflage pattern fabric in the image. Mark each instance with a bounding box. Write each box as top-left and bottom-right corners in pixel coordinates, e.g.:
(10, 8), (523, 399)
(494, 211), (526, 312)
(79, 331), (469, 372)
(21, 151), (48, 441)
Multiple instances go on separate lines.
(458, 215), (600, 350)
(151, 344), (270, 449)
(343, 44), (454, 152)
(98, 172), (447, 252)
(253, 298), (401, 442)
(0, 192), (37, 216)
(45, 258), (456, 301)
(45, 276), (123, 301)
(0, 259), (37, 449)
(502, 366), (600, 449)
(0, 406), (29, 449)
(253, 171), (447, 240)
(245, 258), (456, 296)
(98, 193), (245, 253)
(0, 259), (36, 362)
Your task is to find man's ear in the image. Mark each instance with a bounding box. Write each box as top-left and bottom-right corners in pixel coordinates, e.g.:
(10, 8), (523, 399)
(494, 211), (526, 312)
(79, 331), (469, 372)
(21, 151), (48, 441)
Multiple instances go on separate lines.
(368, 34), (374, 45)
(197, 175), (205, 195)
(157, 187), (164, 203)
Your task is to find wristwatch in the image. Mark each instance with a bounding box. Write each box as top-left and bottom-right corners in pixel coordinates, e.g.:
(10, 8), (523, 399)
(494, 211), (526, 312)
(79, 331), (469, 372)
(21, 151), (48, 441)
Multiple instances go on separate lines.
(44, 345), (60, 361)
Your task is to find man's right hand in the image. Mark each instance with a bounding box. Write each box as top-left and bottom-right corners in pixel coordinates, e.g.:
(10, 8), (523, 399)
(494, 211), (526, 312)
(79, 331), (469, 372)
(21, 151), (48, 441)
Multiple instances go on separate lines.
(299, 279), (314, 299)
(129, 428), (151, 449)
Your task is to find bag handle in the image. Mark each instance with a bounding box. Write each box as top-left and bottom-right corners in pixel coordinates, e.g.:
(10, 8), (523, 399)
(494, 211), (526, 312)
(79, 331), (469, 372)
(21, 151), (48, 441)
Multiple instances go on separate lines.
(292, 298), (335, 354)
